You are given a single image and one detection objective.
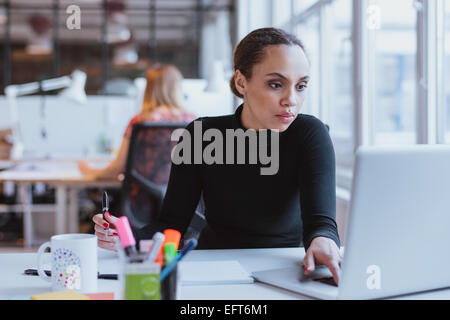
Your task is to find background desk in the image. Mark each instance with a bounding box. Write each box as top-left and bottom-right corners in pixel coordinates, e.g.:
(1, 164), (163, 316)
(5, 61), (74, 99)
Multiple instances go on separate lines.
(0, 160), (121, 248)
(1, 247), (450, 300)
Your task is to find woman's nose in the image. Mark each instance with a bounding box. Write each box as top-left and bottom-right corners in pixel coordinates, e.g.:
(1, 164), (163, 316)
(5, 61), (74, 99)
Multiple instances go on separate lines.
(281, 87), (297, 107)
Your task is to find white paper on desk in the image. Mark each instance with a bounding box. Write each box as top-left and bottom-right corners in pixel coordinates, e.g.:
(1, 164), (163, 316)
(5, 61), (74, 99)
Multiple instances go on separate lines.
(179, 260), (254, 285)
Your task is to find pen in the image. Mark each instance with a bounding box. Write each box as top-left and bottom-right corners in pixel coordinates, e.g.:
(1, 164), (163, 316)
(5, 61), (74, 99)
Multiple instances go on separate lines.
(160, 238), (197, 281)
(102, 191), (109, 237)
(23, 269), (118, 280)
(146, 232), (165, 263)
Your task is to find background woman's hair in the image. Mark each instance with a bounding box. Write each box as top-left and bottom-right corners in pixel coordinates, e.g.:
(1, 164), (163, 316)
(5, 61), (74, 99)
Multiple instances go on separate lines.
(230, 27), (306, 99)
(141, 64), (185, 113)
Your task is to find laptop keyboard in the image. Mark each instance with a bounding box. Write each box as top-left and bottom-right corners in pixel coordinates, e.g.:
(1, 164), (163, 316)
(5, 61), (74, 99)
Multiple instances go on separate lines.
(313, 277), (338, 287)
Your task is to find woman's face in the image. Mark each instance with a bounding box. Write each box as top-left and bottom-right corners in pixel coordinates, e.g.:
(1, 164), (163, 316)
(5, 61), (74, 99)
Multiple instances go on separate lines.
(235, 44), (310, 132)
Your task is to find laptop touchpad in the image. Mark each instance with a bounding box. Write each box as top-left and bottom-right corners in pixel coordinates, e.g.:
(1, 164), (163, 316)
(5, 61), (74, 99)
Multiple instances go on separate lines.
(299, 265), (333, 282)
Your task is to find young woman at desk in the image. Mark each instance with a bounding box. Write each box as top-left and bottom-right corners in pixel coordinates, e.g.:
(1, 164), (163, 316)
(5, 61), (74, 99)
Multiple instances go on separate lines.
(77, 64), (196, 179)
(93, 28), (343, 285)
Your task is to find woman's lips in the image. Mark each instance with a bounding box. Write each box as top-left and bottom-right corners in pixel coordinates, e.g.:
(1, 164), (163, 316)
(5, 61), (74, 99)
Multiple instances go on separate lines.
(276, 113), (295, 124)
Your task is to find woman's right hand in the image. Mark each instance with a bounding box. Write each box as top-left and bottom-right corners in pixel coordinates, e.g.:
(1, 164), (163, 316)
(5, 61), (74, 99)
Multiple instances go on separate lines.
(92, 212), (119, 251)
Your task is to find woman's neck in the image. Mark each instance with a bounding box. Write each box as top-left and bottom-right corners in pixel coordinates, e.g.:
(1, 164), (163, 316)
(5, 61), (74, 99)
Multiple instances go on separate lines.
(240, 103), (262, 130)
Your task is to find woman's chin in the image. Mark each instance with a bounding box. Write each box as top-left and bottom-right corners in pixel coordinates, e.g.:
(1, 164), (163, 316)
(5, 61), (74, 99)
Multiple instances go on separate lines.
(277, 126), (290, 133)
(269, 122), (292, 132)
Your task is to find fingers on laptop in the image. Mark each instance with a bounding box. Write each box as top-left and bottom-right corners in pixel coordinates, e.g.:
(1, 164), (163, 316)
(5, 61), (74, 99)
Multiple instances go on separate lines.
(326, 260), (341, 286)
(303, 248), (341, 285)
(303, 251), (316, 274)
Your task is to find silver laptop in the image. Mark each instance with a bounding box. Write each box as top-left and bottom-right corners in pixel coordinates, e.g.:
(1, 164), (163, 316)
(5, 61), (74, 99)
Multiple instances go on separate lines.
(253, 145), (450, 299)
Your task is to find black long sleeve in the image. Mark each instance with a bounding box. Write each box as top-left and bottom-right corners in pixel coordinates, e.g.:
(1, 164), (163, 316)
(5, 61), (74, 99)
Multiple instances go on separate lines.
(142, 104), (340, 250)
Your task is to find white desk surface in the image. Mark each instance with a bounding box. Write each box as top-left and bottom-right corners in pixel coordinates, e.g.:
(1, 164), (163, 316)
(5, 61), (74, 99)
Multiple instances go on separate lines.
(0, 160), (120, 185)
(1, 247), (450, 300)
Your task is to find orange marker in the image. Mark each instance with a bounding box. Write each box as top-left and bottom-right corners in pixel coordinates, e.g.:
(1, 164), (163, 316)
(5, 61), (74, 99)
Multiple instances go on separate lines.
(157, 229), (181, 267)
(163, 229), (181, 249)
(155, 250), (164, 267)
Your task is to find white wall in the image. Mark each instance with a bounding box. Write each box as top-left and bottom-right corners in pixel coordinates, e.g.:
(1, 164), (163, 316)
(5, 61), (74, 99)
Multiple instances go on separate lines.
(0, 84), (234, 158)
(0, 96), (136, 157)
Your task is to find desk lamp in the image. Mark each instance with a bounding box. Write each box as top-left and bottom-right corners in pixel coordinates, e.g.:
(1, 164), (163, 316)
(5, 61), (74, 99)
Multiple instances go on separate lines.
(4, 70), (87, 159)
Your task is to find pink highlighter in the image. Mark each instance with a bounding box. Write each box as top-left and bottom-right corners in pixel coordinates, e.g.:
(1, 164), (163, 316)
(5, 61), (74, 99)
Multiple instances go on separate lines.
(115, 216), (138, 259)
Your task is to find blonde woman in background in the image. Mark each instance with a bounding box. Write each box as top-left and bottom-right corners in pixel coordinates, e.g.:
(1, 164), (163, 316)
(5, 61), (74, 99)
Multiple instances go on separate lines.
(78, 64), (197, 179)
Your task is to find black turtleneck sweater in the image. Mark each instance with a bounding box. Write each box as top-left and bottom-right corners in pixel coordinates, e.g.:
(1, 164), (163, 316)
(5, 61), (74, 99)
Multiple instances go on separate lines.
(143, 105), (340, 250)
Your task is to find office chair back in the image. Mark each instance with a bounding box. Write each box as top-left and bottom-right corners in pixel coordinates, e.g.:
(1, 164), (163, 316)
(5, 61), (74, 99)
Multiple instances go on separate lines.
(122, 121), (188, 231)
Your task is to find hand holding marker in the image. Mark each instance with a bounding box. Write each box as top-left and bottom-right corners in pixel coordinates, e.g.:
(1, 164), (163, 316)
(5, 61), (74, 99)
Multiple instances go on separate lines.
(98, 193), (196, 281)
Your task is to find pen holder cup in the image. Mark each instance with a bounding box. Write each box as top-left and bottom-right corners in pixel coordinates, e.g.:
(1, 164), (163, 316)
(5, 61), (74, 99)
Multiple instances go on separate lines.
(161, 265), (178, 300)
(122, 262), (178, 300)
(123, 262), (161, 300)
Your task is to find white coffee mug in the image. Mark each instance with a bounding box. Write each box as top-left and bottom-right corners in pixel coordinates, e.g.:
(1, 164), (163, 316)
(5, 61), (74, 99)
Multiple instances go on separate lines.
(37, 233), (98, 292)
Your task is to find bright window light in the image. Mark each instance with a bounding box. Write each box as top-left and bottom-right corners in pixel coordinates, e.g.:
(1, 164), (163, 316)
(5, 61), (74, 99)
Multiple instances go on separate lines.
(328, 0), (354, 170)
(445, 1), (450, 143)
(295, 14), (320, 118)
(370, 0), (417, 145)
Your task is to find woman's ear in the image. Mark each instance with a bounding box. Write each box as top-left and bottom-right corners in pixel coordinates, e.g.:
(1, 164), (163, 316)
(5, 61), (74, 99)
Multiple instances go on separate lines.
(234, 70), (247, 97)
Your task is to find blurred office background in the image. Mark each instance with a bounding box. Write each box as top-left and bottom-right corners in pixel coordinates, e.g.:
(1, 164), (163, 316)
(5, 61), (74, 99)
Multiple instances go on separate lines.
(0, 0), (449, 250)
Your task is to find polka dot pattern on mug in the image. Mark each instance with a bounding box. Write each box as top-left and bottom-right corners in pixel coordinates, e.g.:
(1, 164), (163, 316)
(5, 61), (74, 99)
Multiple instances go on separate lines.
(52, 248), (82, 290)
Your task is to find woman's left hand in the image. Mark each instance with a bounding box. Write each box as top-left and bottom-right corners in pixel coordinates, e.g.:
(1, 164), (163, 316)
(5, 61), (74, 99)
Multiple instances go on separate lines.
(303, 236), (342, 285)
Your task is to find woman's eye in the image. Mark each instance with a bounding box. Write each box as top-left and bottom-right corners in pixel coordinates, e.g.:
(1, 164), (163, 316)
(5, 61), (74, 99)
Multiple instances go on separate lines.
(297, 84), (308, 91)
(269, 83), (282, 89)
